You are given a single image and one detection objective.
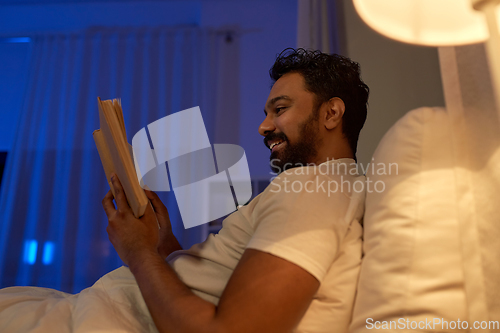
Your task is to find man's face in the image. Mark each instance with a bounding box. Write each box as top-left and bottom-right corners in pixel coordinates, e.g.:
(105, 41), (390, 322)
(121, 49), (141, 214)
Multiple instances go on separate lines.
(259, 72), (323, 174)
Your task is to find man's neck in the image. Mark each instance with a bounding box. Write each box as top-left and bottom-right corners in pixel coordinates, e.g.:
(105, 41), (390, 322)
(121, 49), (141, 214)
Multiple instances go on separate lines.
(311, 149), (355, 165)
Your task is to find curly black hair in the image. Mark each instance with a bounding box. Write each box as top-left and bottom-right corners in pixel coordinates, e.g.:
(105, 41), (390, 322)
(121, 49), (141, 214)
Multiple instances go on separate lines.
(269, 48), (369, 159)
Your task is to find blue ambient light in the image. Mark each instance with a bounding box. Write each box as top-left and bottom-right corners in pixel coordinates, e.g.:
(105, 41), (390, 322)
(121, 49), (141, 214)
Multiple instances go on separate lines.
(0, 37), (31, 43)
(23, 240), (38, 265)
(42, 242), (55, 265)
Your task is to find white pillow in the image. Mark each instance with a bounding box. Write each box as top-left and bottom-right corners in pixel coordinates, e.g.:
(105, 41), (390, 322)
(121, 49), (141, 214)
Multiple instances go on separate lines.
(350, 107), (468, 332)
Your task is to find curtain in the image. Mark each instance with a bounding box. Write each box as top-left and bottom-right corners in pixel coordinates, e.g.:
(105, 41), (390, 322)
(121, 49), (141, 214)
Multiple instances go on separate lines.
(0, 26), (240, 293)
(297, 0), (346, 54)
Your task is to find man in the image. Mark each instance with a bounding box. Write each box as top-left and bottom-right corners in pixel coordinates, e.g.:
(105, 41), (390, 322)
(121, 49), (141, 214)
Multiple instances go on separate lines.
(103, 48), (369, 332)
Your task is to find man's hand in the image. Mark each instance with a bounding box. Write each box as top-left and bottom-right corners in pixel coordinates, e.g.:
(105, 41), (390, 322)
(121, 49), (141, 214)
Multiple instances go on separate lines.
(101, 176), (319, 333)
(102, 174), (161, 266)
(144, 189), (183, 259)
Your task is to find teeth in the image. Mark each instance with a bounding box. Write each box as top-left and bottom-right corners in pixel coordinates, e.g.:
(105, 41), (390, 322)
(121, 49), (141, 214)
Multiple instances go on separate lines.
(270, 141), (283, 150)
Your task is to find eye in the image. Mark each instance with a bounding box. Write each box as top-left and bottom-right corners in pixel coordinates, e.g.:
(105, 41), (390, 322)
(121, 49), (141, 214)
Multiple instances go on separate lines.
(276, 106), (287, 114)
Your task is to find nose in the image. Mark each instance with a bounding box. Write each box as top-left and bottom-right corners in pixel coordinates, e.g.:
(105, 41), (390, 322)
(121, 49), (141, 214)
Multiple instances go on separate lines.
(258, 115), (275, 137)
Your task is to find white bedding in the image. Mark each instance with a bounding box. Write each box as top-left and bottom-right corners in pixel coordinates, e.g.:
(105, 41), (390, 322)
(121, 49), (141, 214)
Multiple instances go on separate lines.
(0, 267), (158, 333)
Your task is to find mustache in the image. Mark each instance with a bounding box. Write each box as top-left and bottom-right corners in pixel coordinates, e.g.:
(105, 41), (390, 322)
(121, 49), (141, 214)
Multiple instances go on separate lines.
(264, 132), (288, 148)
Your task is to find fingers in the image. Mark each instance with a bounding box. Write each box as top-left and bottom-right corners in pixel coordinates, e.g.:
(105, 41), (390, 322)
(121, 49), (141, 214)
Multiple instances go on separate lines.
(146, 201), (161, 230)
(144, 190), (168, 214)
(110, 173), (131, 213)
(102, 190), (116, 219)
(144, 189), (158, 201)
(144, 190), (171, 230)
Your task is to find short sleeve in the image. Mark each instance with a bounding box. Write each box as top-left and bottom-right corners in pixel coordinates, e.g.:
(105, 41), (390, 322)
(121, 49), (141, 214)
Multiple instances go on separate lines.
(245, 170), (354, 281)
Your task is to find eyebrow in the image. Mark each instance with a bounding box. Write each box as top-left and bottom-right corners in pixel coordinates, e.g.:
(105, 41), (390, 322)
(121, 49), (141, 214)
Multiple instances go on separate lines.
(264, 95), (292, 115)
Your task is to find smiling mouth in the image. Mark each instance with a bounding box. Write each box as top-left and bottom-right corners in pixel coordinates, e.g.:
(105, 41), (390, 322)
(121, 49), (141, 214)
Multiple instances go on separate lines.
(270, 141), (285, 152)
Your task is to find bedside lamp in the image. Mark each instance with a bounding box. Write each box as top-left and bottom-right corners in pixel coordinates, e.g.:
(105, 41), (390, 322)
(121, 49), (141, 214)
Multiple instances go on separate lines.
(353, 0), (500, 115)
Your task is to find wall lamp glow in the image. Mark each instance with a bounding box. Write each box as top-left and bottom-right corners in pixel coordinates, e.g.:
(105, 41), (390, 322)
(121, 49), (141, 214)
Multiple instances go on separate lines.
(42, 242), (55, 265)
(23, 240), (38, 265)
(353, 0), (500, 115)
(23, 240), (55, 265)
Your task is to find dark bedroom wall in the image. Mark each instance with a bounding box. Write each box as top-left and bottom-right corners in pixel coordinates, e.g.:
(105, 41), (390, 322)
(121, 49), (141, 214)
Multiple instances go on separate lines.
(0, 1), (201, 34)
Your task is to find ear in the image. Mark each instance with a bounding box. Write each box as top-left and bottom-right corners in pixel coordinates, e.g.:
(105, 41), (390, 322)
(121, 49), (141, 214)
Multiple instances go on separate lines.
(323, 97), (345, 130)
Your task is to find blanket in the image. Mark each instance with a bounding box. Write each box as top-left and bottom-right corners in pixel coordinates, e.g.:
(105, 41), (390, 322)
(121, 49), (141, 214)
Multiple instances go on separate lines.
(0, 267), (158, 332)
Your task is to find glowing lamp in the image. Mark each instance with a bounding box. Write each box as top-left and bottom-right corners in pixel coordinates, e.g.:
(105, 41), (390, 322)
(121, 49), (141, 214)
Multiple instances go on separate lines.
(353, 0), (500, 115)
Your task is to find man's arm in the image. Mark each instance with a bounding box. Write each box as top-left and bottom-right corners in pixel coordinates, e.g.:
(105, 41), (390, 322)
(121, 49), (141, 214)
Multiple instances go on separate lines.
(103, 174), (319, 333)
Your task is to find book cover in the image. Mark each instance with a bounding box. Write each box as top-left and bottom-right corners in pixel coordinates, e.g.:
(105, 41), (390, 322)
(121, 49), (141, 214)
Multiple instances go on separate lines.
(93, 98), (148, 218)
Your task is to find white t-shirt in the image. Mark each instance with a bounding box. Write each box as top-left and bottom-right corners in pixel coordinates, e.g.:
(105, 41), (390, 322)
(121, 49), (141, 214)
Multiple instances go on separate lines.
(167, 158), (365, 332)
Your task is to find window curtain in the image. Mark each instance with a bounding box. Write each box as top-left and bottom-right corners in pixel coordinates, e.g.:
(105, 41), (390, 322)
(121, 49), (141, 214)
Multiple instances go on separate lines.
(0, 26), (240, 293)
(297, 0), (346, 54)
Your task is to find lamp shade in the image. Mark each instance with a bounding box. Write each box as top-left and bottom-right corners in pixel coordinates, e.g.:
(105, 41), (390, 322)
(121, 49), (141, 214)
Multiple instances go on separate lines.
(352, 0), (499, 46)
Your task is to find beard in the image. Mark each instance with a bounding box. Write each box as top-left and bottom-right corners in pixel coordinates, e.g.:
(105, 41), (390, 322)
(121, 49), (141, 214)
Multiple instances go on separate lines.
(266, 109), (322, 175)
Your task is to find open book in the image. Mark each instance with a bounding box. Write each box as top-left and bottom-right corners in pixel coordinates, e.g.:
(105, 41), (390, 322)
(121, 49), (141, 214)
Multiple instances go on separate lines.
(92, 98), (148, 218)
